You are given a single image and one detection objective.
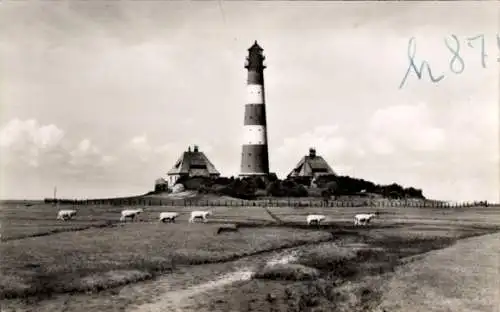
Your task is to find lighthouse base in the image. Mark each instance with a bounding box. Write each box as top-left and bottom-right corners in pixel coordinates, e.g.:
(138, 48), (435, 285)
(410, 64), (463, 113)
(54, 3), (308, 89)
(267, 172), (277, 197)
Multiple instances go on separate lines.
(238, 172), (277, 185)
(239, 172), (268, 177)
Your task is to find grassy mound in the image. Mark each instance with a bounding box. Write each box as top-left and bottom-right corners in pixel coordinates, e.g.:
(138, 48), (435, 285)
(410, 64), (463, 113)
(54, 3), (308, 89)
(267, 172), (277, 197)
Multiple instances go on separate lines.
(254, 263), (320, 281)
(296, 244), (359, 276)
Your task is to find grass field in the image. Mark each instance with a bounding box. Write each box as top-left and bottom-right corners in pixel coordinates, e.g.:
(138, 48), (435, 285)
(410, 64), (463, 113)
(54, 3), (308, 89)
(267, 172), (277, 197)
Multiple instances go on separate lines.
(1, 201), (500, 312)
(377, 232), (500, 312)
(0, 203), (330, 300)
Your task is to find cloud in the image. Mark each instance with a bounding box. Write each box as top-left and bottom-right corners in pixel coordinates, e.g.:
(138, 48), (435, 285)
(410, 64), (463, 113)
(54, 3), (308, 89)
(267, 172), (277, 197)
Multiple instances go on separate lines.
(125, 134), (185, 163)
(65, 139), (116, 177)
(0, 119), (65, 167)
(354, 100), (498, 202)
(0, 118), (215, 199)
(0, 119), (117, 192)
(272, 125), (366, 177)
(0, 119), (193, 198)
(128, 135), (154, 162)
(368, 103), (446, 154)
(270, 99), (498, 203)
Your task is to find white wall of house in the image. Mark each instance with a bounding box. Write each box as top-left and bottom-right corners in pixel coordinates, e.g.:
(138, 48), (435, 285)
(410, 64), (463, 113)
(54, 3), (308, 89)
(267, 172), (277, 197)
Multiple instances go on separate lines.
(168, 175), (180, 187)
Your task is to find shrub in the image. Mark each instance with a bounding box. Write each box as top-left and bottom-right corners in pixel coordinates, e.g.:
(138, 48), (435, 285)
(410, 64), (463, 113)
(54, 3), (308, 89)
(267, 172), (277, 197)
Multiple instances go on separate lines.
(217, 178), (257, 199)
(297, 246), (358, 277)
(175, 174), (426, 200)
(180, 176), (213, 190)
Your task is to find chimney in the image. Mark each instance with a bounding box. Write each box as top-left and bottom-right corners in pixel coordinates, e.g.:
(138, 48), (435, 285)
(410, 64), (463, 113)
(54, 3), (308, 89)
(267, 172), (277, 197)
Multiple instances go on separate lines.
(193, 145), (199, 152)
(309, 148), (316, 158)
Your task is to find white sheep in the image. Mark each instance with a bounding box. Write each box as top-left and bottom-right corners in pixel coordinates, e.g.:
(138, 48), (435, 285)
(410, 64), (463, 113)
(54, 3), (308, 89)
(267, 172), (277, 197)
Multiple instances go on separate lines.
(306, 214), (326, 225)
(159, 212), (179, 223)
(56, 209), (77, 221)
(354, 213), (377, 226)
(189, 210), (212, 223)
(120, 208), (144, 222)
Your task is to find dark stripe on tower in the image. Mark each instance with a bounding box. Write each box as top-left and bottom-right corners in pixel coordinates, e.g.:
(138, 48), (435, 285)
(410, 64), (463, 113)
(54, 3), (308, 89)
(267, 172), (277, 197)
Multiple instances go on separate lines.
(244, 104), (267, 125)
(247, 70), (264, 85)
(240, 145), (269, 174)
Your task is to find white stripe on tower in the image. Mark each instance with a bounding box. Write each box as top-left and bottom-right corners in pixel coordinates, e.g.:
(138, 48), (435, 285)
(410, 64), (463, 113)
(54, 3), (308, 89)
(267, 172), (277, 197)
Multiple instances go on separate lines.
(243, 125), (267, 145)
(246, 84), (264, 104)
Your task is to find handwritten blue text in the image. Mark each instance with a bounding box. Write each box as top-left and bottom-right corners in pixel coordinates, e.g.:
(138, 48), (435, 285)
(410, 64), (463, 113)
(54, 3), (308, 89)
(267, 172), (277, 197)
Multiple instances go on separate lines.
(399, 34), (498, 89)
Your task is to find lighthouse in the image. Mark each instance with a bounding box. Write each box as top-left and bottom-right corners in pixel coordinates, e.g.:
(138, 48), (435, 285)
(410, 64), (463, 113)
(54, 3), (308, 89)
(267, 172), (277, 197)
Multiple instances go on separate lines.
(239, 41), (270, 177)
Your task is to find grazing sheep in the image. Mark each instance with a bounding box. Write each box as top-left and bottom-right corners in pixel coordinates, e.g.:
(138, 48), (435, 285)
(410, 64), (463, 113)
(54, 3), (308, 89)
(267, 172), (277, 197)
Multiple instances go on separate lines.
(56, 209), (77, 221)
(120, 208), (144, 222)
(216, 224), (239, 234)
(306, 214), (326, 225)
(354, 213), (377, 226)
(189, 210), (212, 223)
(159, 212), (179, 223)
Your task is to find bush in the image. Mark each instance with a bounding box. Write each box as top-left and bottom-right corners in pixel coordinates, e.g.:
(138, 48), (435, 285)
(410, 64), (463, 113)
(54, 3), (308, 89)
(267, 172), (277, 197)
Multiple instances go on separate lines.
(171, 184), (185, 193)
(218, 178), (257, 199)
(253, 263), (320, 281)
(266, 180), (308, 197)
(267, 173), (279, 182)
(289, 176), (313, 187)
(311, 175), (337, 188)
(179, 176), (213, 190)
(174, 174), (426, 200)
(213, 177), (233, 186)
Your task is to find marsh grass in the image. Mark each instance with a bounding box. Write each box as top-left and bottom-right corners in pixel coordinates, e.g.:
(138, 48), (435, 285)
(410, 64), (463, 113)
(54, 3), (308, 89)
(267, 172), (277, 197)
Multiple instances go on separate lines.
(2, 202), (500, 311)
(253, 263), (320, 281)
(1, 221), (115, 241)
(0, 223), (332, 299)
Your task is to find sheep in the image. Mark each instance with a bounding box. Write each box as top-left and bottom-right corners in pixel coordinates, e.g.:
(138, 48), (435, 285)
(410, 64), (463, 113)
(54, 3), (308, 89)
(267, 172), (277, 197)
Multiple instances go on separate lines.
(120, 208), (144, 222)
(189, 210), (212, 223)
(354, 213), (378, 226)
(159, 212), (179, 223)
(306, 214), (326, 225)
(56, 209), (77, 221)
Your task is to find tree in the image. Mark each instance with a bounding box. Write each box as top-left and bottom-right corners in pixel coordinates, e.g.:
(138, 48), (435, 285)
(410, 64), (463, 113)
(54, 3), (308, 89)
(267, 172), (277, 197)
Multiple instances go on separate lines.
(326, 181), (338, 194)
(267, 173), (279, 182)
(266, 180), (284, 197)
(321, 189), (331, 201)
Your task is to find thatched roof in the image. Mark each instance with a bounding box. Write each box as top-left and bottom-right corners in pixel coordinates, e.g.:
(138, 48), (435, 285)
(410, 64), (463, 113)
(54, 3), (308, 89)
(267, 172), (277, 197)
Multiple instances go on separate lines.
(167, 145), (220, 177)
(287, 148), (336, 178)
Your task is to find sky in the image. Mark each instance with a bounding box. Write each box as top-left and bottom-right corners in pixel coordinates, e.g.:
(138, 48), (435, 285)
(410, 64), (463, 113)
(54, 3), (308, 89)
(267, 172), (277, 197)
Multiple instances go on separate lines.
(0, 1), (498, 202)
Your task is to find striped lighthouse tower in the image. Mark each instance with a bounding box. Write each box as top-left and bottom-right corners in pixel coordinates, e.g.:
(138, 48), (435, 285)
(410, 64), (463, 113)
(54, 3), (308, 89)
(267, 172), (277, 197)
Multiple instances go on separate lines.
(239, 41), (270, 177)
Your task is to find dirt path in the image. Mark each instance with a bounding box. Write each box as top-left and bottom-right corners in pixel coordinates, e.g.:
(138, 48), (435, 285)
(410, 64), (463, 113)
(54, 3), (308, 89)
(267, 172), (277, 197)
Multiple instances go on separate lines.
(127, 269), (254, 312)
(126, 251), (299, 312)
